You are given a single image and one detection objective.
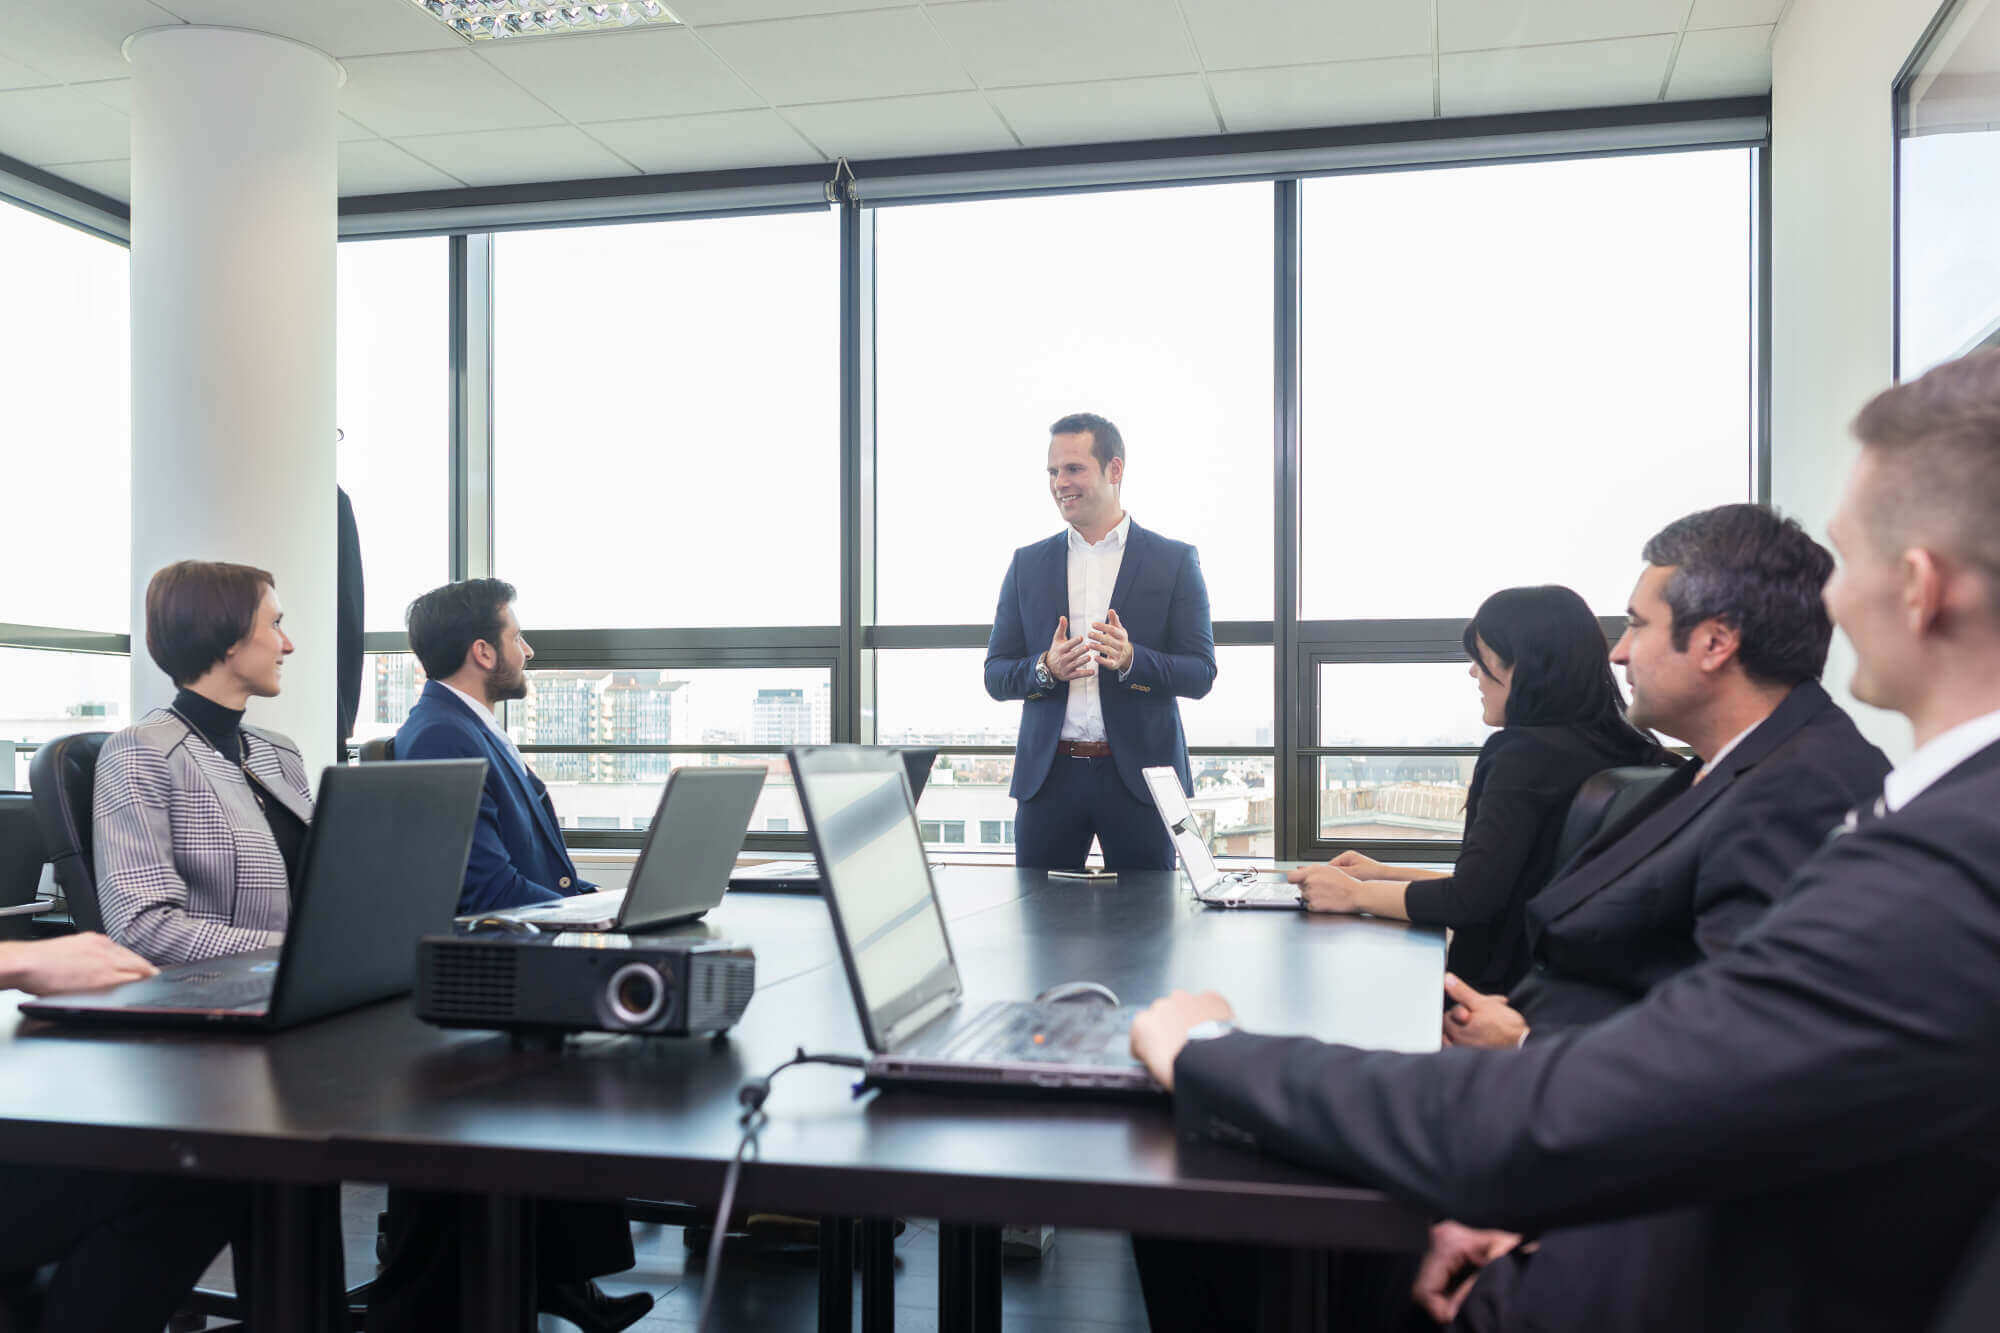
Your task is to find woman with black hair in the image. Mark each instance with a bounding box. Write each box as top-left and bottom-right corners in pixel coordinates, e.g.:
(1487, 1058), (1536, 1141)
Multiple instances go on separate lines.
(1289, 584), (1673, 995)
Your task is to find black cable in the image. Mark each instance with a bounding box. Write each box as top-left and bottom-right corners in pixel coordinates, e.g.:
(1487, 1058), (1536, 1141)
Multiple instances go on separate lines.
(697, 1047), (868, 1333)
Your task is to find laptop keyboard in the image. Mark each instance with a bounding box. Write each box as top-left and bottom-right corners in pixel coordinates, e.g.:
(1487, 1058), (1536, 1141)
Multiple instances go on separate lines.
(522, 890), (626, 925)
(146, 975), (272, 1011)
(945, 1003), (1132, 1065)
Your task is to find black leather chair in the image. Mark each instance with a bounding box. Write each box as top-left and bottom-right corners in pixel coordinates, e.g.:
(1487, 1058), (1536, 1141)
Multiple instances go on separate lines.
(356, 737), (394, 763)
(27, 732), (111, 933)
(0, 793), (51, 941)
(1552, 763), (1681, 871)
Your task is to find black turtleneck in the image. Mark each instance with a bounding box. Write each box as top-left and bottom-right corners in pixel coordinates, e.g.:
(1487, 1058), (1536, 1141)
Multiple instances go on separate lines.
(172, 687), (309, 890)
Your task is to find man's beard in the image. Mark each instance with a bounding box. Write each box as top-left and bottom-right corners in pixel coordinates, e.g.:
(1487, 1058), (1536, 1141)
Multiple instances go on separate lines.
(489, 665), (529, 702)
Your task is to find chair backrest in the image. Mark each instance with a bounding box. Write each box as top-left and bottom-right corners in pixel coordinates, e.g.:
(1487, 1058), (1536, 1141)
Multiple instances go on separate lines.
(1553, 764), (1681, 872)
(1932, 1196), (2000, 1333)
(357, 736), (395, 763)
(27, 732), (111, 933)
(0, 793), (46, 909)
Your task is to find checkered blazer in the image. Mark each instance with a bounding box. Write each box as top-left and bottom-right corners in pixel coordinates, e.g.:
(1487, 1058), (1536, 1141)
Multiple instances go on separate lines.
(93, 708), (314, 965)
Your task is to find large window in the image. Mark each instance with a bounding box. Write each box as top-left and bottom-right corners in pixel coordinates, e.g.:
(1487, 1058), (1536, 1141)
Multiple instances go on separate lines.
(1898, 0), (2000, 376)
(338, 238), (450, 632)
(492, 211), (839, 630)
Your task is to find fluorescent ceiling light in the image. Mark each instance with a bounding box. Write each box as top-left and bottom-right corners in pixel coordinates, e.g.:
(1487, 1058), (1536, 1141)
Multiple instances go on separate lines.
(408, 1), (681, 42)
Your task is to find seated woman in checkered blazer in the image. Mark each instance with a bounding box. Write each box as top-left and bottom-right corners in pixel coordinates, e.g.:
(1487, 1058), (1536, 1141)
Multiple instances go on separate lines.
(93, 559), (313, 966)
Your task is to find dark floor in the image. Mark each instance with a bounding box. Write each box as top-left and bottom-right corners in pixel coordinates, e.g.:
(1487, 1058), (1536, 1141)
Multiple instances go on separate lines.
(197, 1184), (1152, 1331)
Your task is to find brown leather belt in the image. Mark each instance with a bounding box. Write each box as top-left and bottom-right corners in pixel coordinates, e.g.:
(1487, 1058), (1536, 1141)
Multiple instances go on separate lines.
(1056, 740), (1113, 758)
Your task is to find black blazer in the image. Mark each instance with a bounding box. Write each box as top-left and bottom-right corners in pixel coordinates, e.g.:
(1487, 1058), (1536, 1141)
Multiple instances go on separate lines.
(1401, 724), (1669, 995)
(336, 486), (364, 749)
(1173, 737), (2000, 1333)
(1513, 681), (1889, 1033)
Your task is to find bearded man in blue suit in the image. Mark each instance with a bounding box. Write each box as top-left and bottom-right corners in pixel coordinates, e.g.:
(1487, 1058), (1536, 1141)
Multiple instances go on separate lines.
(985, 413), (1217, 871)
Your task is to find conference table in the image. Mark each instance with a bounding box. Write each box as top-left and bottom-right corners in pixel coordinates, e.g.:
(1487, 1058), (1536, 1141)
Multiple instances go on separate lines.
(0, 867), (1446, 1332)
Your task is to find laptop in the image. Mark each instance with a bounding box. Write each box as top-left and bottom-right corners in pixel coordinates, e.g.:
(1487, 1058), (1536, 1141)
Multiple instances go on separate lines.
(791, 744), (1159, 1096)
(1142, 766), (1300, 910)
(496, 766), (766, 933)
(729, 747), (937, 891)
(22, 760), (486, 1031)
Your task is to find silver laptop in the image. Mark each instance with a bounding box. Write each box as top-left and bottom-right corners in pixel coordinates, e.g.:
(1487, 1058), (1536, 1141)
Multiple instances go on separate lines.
(792, 744), (1159, 1096)
(497, 766), (765, 933)
(1142, 766), (1300, 910)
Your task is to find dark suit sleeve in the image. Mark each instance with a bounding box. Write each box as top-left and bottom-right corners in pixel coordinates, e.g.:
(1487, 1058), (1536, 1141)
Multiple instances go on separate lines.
(985, 553), (1061, 703)
(397, 724), (563, 912)
(1687, 770), (1846, 959)
(1172, 825), (2000, 1233)
(1404, 736), (1553, 929)
(1121, 545), (1216, 701)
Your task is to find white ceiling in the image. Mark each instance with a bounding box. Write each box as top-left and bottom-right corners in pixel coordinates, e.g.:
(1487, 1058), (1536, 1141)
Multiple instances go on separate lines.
(0, 0), (1790, 205)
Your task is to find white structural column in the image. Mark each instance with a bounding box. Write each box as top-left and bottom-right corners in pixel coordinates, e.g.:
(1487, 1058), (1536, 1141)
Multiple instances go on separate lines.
(126, 27), (343, 781)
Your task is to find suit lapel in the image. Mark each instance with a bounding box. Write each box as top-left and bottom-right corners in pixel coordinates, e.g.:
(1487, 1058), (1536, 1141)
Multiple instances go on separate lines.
(428, 684), (570, 867)
(242, 738), (313, 825)
(1106, 519), (1147, 621)
(1532, 682), (1835, 927)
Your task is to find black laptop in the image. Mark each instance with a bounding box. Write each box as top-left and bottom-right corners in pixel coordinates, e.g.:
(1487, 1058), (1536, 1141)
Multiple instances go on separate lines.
(728, 747), (937, 891)
(492, 765), (765, 932)
(791, 744), (1160, 1096)
(22, 759), (485, 1031)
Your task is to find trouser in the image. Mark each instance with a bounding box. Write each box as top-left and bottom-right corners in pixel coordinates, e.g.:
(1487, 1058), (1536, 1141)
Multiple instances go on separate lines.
(1014, 754), (1175, 871)
(0, 1165), (244, 1333)
(1131, 1234), (1431, 1333)
(365, 1188), (636, 1332)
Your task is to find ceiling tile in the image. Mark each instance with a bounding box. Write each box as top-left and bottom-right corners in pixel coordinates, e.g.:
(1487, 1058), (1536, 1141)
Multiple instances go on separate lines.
(1668, 25), (1773, 100)
(988, 75), (1216, 146)
(1441, 36), (1677, 117)
(698, 9), (974, 104)
(337, 114), (378, 142)
(1209, 57), (1432, 133)
(1179, 0), (1431, 73)
(926, 0), (1196, 89)
(0, 86), (130, 165)
(45, 158), (131, 203)
(784, 91), (1013, 159)
(0, 49), (55, 91)
(338, 138), (463, 194)
(1440, 0), (1688, 53)
(477, 26), (763, 121)
(71, 78), (133, 112)
(154, 0), (463, 58)
(672, 0), (914, 20)
(0, 1), (182, 85)
(337, 49), (564, 137)
(581, 108), (824, 172)
(1689, 0), (1788, 28)
(397, 124), (639, 186)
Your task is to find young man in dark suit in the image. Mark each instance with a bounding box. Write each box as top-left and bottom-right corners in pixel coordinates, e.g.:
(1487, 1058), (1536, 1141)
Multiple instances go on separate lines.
(1129, 349), (2000, 1333)
(984, 412), (1216, 870)
(395, 578), (594, 913)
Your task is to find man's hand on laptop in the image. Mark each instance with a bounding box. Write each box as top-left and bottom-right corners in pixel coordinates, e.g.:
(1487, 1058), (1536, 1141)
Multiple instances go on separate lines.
(1046, 616), (1097, 681)
(1130, 989), (1236, 1091)
(1441, 974), (1529, 1049)
(1287, 862), (1370, 913)
(0, 934), (157, 996)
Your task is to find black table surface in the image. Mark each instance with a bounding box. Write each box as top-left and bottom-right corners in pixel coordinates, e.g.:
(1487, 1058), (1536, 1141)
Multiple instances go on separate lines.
(0, 869), (1446, 1250)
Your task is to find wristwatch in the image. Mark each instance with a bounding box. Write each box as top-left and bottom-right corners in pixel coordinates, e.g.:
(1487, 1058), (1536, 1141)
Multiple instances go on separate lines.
(1184, 1019), (1238, 1043)
(1033, 652), (1056, 691)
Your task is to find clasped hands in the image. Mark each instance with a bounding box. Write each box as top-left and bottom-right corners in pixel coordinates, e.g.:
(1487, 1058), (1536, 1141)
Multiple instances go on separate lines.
(1043, 611), (1133, 681)
(1285, 850), (1383, 913)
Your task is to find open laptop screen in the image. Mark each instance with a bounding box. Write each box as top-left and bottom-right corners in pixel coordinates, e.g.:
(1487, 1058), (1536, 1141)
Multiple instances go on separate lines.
(793, 748), (960, 1050)
(1142, 766), (1224, 893)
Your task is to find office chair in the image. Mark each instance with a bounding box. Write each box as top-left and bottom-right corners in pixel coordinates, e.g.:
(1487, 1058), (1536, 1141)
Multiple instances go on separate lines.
(27, 732), (111, 933)
(355, 737), (395, 763)
(0, 794), (53, 941)
(1552, 764), (1681, 872)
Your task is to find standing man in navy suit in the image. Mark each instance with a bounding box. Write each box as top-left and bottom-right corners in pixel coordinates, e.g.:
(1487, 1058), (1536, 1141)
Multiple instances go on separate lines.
(985, 413), (1216, 870)
(395, 577), (594, 914)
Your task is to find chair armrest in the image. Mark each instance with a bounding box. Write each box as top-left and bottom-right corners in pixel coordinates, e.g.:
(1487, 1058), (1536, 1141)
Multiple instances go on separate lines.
(0, 897), (55, 919)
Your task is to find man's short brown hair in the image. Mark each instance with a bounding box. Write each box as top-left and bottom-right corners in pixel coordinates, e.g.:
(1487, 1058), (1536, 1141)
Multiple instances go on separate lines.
(1851, 348), (2000, 609)
(144, 560), (275, 687)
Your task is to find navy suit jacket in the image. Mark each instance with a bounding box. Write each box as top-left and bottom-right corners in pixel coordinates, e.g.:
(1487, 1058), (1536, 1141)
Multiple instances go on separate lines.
(1173, 738), (2000, 1333)
(393, 681), (593, 913)
(984, 520), (1216, 804)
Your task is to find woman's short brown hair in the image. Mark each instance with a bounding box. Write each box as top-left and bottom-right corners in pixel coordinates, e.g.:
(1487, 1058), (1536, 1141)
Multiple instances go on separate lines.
(144, 560), (275, 687)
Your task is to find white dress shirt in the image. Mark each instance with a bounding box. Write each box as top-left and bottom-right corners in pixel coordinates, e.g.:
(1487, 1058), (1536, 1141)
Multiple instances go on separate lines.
(442, 681), (525, 762)
(1882, 706), (2000, 812)
(1060, 512), (1132, 743)
(1692, 717), (1761, 783)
